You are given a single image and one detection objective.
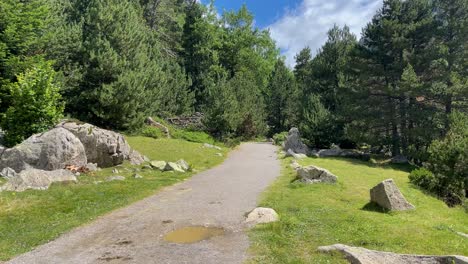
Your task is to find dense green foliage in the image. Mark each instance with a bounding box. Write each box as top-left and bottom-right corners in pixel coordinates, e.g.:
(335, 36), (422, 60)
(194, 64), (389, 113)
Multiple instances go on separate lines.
(1, 62), (64, 146)
(410, 112), (468, 206)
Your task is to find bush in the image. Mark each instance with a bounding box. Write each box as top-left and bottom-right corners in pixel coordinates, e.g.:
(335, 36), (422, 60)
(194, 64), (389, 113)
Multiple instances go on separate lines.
(1, 62), (64, 146)
(141, 126), (164, 139)
(272, 132), (288, 146)
(412, 112), (467, 206)
(409, 168), (437, 191)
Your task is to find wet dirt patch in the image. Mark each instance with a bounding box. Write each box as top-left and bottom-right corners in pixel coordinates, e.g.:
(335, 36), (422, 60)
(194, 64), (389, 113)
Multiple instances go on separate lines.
(163, 226), (225, 244)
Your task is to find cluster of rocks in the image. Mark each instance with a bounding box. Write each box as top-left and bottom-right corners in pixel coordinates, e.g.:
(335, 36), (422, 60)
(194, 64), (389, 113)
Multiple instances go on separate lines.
(282, 128), (369, 161)
(318, 244), (468, 264)
(149, 159), (190, 173)
(312, 146), (370, 161)
(0, 121), (147, 192)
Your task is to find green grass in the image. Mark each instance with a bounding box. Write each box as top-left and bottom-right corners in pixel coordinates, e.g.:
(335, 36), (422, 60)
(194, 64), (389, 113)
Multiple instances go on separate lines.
(248, 156), (468, 264)
(0, 137), (229, 261)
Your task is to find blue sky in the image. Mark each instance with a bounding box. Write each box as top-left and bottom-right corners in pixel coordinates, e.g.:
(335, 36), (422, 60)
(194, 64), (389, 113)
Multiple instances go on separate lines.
(202, 0), (383, 66)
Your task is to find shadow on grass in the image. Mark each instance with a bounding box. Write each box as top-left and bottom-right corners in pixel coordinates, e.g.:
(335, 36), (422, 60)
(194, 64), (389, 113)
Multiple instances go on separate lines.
(316, 156), (416, 173)
(361, 202), (390, 214)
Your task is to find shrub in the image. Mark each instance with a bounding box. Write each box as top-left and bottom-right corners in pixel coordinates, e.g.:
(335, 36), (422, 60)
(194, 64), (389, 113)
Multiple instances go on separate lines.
(411, 112), (467, 206)
(272, 132), (288, 146)
(1, 62), (64, 146)
(141, 126), (164, 139)
(409, 168), (437, 191)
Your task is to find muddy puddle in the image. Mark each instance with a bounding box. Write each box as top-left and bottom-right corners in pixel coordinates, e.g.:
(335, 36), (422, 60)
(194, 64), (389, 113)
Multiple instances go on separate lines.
(164, 226), (225, 244)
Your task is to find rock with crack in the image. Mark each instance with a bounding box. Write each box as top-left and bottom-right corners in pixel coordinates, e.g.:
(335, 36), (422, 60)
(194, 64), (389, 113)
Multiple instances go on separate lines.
(167, 162), (185, 173)
(296, 165), (337, 184)
(0, 169), (77, 192)
(245, 207), (279, 225)
(57, 122), (131, 168)
(370, 179), (415, 211)
(128, 150), (147, 165)
(283, 128), (309, 155)
(0, 167), (17, 179)
(0, 128), (87, 173)
(176, 159), (190, 171)
(150, 161), (170, 171)
(318, 244), (468, 264)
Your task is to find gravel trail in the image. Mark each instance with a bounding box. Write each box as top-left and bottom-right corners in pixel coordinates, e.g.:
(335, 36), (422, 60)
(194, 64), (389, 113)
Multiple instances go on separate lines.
(8, 142), (280, 264)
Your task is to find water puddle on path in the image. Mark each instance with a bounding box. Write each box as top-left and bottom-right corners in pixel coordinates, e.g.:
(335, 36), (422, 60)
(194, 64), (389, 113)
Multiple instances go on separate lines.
(164, 226), (225, 244)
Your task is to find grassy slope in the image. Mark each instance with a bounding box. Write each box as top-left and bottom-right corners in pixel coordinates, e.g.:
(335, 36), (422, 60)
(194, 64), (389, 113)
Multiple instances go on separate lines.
(0, 137), (229, 261)
(248, 156), (468, 264)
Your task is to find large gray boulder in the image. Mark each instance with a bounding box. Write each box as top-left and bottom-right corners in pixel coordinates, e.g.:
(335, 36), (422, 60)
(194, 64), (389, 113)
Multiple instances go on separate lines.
(0, 169), (77, 192)
(370, 179), (415, 211)
(58, 122), (131, 168)
(318, 244), (468, 264)
(296, 165), (337, 184)
(283, 128), (309, 155)
(0, 128), (87, 173)
(317, 145), (343, 157)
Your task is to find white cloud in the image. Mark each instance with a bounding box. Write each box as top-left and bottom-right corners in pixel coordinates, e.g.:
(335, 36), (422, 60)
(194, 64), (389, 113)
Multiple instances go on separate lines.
(267, 0), (382, 66)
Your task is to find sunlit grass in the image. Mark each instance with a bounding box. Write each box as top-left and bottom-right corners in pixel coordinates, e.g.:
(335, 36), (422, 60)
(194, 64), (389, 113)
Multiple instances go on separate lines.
(248, 156), (468, 263)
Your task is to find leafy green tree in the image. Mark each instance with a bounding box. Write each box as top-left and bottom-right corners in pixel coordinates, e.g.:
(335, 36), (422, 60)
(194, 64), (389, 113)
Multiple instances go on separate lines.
(0, 0), (51, 114)
(220, 5), (278, 92)
(1, 61), (64, 146)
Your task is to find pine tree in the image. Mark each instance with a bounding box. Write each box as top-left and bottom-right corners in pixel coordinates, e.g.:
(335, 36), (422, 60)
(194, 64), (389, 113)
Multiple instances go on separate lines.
(267, 59), (298, 134)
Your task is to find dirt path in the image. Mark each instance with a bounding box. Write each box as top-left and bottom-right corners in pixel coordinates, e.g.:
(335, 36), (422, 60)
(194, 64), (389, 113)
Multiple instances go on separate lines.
(8, 143), (280, 264)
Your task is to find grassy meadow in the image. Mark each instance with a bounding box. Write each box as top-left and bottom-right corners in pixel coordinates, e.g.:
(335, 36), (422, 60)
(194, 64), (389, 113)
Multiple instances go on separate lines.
(248, 156), (468, 263)
(0, 136), (229, 261)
